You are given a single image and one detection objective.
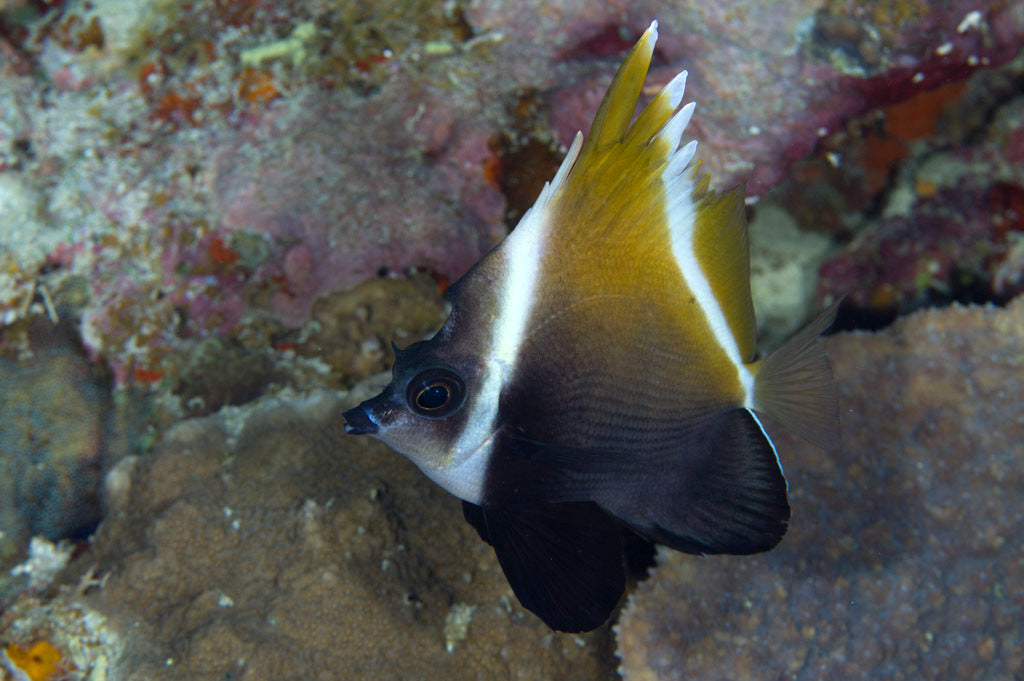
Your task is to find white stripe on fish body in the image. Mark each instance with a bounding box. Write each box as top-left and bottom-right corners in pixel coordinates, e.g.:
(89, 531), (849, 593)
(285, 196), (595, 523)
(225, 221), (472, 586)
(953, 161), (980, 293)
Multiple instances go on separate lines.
(747, 408), (786, 489)
(659, 115), (756, 407)
(442, 135), (584, 503)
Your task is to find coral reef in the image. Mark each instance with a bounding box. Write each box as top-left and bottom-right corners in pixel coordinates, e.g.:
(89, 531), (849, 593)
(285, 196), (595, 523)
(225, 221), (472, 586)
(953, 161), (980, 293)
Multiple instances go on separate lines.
(795, 54), (1024, 322)
(473, 0), (1023, 195)
(1, 0), (502, 386)
(9, 297), (1023, 680)
(0, 595), (120, 681)
(1, 392), (618, 680)
(617, 297), (1024, 680)
(3, 0), (1022, 388)
(0, 273), (444, 610)
(2, 0), (1024, 676)
(748, 199), (832, 347)
(818, 181), (1024, 319)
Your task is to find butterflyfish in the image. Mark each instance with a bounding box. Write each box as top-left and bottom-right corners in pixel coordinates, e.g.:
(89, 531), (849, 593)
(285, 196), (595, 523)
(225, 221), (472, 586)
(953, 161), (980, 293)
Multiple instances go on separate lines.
(343, 20), (839, 633)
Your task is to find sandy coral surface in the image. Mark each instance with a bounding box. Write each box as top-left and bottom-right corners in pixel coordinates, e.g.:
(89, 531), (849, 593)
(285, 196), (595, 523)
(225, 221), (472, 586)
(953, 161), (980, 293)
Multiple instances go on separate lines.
(66, 392), (616, 680)
(617, 297), (1024, 681)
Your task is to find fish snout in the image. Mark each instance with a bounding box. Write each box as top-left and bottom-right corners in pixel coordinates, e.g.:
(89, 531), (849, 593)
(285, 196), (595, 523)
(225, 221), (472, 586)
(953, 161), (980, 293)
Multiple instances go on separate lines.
(343, 405), (379, 435)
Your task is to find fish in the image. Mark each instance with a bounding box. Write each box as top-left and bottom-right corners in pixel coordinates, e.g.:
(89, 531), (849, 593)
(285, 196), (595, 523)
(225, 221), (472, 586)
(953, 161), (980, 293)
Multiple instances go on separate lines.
(343, 20), (839, 633)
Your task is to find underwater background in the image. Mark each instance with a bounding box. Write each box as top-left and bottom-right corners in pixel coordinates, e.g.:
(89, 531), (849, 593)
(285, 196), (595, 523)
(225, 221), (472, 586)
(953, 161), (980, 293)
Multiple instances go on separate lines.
(1, 0), (1021, 678)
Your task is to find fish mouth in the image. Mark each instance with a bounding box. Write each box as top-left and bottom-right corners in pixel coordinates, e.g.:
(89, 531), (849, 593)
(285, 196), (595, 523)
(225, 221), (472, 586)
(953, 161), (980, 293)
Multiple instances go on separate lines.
(342, 405), (379, 435)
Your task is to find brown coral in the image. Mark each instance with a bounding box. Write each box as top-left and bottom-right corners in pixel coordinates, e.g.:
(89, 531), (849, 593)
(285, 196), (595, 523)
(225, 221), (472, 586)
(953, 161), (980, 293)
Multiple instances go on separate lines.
(617, 297), (1024, 680)
(74, 392), (617, 680)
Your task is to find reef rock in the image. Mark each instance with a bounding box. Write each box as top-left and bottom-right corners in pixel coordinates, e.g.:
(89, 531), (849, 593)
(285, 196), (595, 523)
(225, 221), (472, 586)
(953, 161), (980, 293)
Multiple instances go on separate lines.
(470, 0), (1024, 196)
(616, 297), (1024, 680)
(0, 320), (113, 566)
(62, 391), (617, 680)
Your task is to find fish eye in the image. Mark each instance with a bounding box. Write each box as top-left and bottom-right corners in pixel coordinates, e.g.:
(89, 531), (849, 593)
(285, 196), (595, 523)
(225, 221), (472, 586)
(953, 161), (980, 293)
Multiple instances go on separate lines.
(406, 368), (465, 418)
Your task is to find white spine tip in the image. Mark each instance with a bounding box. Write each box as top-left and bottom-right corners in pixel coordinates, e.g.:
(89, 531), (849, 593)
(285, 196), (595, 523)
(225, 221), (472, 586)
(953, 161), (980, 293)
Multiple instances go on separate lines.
(667, 139), (698, 177)
(661, 70), (689, 109)
(643, 20), (659, 45)
(655, 101), (697, 152)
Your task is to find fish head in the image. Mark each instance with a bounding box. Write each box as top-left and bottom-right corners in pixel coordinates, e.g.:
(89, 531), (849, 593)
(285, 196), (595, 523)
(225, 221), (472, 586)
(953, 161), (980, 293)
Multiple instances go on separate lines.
(342, 333), (492, 494)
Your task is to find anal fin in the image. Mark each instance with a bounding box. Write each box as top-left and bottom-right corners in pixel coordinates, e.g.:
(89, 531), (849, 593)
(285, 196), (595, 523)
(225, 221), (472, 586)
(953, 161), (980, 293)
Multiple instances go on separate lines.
(462, 501), (624, 633)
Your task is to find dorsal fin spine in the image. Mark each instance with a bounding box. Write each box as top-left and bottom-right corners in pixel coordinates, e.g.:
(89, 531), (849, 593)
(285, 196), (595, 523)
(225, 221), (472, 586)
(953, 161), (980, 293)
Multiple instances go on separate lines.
(622, 70), (689, 149)
(581, 21), (659, 157)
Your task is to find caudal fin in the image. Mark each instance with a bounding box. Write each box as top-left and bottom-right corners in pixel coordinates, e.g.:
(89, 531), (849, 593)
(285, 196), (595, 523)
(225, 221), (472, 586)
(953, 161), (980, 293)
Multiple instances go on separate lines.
(751, 301), (841, 450)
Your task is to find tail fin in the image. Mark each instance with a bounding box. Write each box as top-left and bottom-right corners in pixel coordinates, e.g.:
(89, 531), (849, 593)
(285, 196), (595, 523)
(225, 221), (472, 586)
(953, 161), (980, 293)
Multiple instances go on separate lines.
(750, 301), (841, 450)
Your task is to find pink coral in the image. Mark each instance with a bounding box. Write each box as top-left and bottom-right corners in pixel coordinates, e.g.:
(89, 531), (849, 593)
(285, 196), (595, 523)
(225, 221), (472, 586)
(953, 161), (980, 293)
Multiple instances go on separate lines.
(473, 1), (1023, 195)
(3, 0), (1023, 386)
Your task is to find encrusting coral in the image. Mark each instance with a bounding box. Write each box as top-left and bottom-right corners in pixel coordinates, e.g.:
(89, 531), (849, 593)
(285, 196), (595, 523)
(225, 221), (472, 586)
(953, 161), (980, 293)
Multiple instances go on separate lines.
(45, 392), (618, 680)
(617, 296), (1024, 680)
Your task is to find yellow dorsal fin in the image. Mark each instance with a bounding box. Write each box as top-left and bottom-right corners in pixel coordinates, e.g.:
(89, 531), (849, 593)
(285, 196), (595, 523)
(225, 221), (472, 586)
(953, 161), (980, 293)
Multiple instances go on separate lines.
(580, 21), (659, 158)
(543, 20), (755, 343)
(516, 21), (760, 410)
(691, 184), (757, 361)
(552, 20), (697, 226)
